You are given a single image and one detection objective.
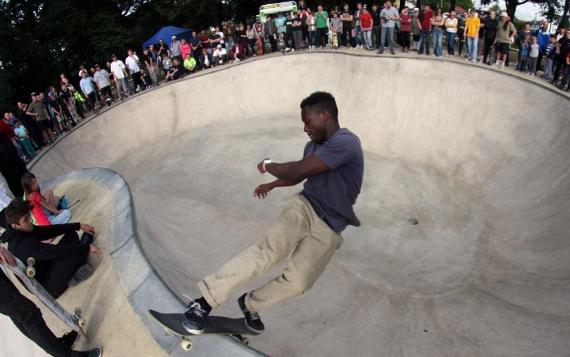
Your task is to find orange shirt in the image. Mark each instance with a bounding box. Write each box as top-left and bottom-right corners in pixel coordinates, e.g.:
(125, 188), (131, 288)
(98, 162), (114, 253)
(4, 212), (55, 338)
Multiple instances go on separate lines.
(465, 16), (480, 38)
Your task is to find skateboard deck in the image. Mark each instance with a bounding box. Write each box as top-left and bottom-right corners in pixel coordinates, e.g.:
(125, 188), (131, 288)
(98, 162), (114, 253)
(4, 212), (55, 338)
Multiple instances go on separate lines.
(1, 257), (87, 337)
(149, 309), (260, 351)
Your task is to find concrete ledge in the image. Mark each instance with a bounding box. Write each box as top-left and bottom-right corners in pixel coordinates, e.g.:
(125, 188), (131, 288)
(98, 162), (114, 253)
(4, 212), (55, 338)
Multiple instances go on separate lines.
(42, 168), (266, 356)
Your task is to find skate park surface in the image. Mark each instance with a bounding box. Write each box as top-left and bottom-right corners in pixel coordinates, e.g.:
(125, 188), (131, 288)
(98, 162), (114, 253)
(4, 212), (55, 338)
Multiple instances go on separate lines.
(20, 52), (570, 356)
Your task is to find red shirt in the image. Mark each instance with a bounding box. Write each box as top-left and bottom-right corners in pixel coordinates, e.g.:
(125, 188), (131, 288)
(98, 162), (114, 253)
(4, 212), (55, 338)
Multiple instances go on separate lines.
(400, 13), (411, 32)
(420, 9), (433, 29)
(360, 12), (373, 30)
(28, 191), (51, 226)
(0, 121), (15, 141)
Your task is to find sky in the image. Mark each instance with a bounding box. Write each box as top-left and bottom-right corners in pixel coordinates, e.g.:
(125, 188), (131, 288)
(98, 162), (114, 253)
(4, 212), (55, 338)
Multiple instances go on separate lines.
(474, 0), (561, 21)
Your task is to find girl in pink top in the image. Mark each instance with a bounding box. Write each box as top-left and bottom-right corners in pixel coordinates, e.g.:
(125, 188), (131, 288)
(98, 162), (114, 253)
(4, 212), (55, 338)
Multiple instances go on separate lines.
(21, 172), (71, 226)
(180, 39), (192, 60)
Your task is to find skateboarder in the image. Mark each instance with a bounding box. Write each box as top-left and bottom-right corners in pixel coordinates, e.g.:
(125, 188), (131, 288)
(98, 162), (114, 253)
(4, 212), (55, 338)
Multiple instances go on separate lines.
(181, 92), (364, 334)
(1, 198), (101, 299)
(0, 246), (103, 357)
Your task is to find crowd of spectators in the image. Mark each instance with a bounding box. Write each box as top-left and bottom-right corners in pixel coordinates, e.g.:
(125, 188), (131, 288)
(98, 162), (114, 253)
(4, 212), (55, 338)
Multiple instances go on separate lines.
(1, 2), (569, 168)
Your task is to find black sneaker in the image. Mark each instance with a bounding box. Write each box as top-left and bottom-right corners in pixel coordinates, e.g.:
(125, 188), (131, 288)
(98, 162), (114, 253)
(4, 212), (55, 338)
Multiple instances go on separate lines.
(59, 330), (79, 348)
(182, 301), (207, 335)
(73, 346), (103, 357)
(69, 264), (93, 287)
(238, 293), (265, 332)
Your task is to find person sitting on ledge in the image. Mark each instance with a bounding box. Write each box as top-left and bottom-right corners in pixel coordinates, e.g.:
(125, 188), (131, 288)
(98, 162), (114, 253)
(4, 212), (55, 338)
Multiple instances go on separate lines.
(1, 198), (101, 299)
(22, 172), (71, 226)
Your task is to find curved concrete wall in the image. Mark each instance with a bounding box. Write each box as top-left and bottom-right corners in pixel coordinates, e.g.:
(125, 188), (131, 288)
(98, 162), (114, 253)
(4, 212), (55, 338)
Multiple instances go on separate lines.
(31, 52), (570, 356)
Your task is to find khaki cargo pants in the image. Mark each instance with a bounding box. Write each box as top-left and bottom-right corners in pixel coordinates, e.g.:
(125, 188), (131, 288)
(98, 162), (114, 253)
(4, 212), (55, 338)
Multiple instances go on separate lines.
(198, 194), (343, 312)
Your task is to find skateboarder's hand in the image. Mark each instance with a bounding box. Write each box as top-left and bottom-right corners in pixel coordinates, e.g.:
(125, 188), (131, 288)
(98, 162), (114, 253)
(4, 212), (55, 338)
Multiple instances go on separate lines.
(254, 184), (273, 199)
(80, 223), (96, 235)
(0, 247), (16, 266)
(257, 160), (266, 174)
(89, 244), (102, 257)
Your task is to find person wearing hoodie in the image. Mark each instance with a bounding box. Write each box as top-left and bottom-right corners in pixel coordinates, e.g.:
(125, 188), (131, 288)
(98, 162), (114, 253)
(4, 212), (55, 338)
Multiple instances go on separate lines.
(1, 198), (101, 299)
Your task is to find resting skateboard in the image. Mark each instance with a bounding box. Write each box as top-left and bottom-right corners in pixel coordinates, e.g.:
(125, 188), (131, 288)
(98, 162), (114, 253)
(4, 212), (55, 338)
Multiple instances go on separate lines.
(149, 309), (260, 351)
(0, 257), (87, 338)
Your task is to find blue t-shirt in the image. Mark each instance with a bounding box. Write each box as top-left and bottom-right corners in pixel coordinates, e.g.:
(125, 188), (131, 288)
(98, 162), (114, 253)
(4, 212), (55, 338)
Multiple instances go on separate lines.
(301, 128), (364, 233)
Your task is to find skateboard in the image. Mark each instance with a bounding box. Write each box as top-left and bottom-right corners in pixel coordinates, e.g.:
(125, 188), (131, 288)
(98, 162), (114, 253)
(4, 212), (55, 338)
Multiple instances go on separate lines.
(332, 31), (339, 48)
(149, 309), (260, 351)
(0, 257), (87, 338)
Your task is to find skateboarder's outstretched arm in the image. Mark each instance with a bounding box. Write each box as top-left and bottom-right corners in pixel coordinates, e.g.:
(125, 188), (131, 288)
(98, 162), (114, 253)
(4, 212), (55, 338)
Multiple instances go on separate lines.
(257, 154), (329, 182)
(254, 178), (301, 199)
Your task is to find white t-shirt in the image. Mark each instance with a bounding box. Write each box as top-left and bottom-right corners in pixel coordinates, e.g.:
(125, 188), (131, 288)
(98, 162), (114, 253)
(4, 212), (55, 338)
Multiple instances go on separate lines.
(110, 60), (126, 80)
(93, 69), (111, 88)
(213, 48), (227, 57)
(445, 18), (458, 33)
(125, 56), (141, 73)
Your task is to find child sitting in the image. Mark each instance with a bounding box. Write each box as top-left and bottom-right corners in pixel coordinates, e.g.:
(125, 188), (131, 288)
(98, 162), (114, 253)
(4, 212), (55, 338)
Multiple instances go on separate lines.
(230, 43), (245, 62)
(165, 58), (184, 81)
(162, 54), (173, 77)
(183, 55), (197, 73)
(14, 120), (36, 160)
(212, 45), (228, 65)
(21, 172), (71, 226)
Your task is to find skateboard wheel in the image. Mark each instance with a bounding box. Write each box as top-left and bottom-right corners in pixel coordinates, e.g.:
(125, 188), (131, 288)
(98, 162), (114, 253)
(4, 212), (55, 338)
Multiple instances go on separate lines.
(27, 257), (35, 266)
(181, 340), (193, 351)
(26, 267), (36, 278)
(78, 319), (86, 328)
(242, 337), (249, 345)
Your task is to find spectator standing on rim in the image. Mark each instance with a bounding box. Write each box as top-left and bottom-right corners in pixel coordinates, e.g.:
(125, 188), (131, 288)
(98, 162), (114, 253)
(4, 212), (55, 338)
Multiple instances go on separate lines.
(481, 11), (498, 64)
(464, 9), (481, 62)
(378, 1), (399, 55)
(371, 4), (382, 49)
(494, 12), (516, 68)
(536, 20), (550, 71)
(125, 49), (144, 93)
(264, 15), (277, 52)
(93, 64), (114, 104)
(26, 93), (53, 145)
(315, 6), (329, 48)
(411, 8), (421, 51)
(418, 5), (433, 55)
(445, 11), (458, 57)
(399, 7), (411, 52)
(79, 71), (98, 113)
(110, 54), (130, 99)
(360, 7), (374, 50)
(340, 4), (354, 47)
(354, 3), (364, 48)
(170, 35), (181, 59)
(431, 8), (444, 58)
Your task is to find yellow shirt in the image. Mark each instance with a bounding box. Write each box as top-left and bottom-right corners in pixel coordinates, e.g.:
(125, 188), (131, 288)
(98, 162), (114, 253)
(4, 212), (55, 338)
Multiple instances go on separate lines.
(465, 16), (480, 38)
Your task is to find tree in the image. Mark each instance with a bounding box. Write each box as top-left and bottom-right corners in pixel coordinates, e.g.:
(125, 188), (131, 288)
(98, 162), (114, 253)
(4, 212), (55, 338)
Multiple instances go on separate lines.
(480, 0), (560, 20)
(560, 0), (570, 27)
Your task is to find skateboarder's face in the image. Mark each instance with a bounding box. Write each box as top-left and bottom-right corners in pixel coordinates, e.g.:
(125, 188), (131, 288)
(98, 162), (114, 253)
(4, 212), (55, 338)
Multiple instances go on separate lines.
(302, 108), (327, 143)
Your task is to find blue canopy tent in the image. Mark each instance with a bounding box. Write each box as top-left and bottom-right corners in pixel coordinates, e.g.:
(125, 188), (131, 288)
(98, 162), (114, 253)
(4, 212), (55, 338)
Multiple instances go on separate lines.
(143, 26), (193, 49)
